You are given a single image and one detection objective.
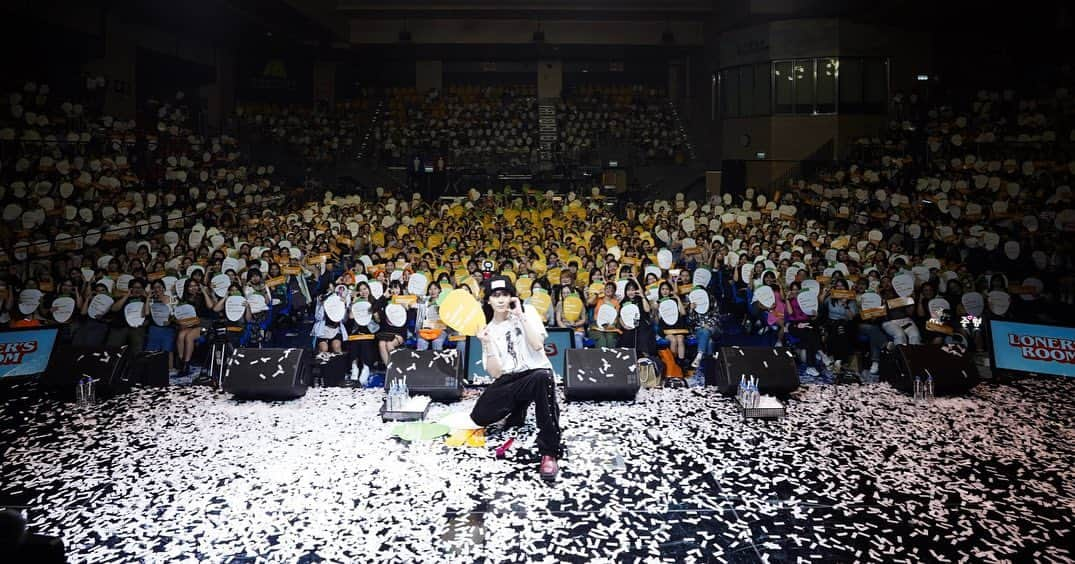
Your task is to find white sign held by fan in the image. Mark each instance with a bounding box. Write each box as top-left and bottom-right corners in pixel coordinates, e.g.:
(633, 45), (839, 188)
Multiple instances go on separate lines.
(351, 301), (373, 326)
(385, 303), (407, 327)
(368, 280), (384, 300)
(224, 296), (247, 322)
(657, 249), (673, 270)
(408, 272), (429, 297)
(619, 302), (640, 330)
(928, 298), (951, 319)
(892, 273), (915, 297)
(211, 274), (231, 298)
(150, 302), (172, 326)
(796, 291), (819, 316)
(692, 268), (711, 288)
(987, 291), (1011, 316)
(596, 303), (618, 329)
(658, 299), (680, 325)
(861, 292), (884, 311)
(247, 294), (268, 314)
(88, 294), (114, 319)
(754, 285), (776, 308)
(688, 288), (710, 314)
(324, 295), (346, 322)
(124, 302), (146, 327)
(52, 296), (76, 323)
(962, 292), (985, 317)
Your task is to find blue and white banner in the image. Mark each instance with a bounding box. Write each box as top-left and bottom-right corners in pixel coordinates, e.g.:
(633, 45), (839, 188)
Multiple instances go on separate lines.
(0, 327), (60, 379)
(990, 320), (1075, 378)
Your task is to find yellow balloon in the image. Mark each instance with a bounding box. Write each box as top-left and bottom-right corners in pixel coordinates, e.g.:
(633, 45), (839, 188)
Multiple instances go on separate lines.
(501, 270), (517, 283)
(528, 289), (552, 317)
(563, 295), (584, 322)
(371, 231), (385, 247)
(454, 268), (470, 284)
(397, 225), (409, 237)
(428, 233), (444, 249)
(577, 270), (591, 287)
(516, 276), (534, 299)
(531, 259), (547, 276)
(588, 282), (605, 296)
(547, 267), (562, 285)
(439, 289), (486, 337)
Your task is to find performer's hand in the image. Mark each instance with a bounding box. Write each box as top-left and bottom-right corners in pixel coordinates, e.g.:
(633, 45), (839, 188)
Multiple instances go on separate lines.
(509, 297), (523, 318)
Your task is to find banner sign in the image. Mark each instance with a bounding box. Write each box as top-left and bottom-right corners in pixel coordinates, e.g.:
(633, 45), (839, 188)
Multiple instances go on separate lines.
(0, 327), (60, 378)
(990, 320), (1075, 378)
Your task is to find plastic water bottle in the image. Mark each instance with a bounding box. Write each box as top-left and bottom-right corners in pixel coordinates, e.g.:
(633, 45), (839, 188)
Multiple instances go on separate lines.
(926, 375), (934, 403)
(737, 375), (746, 403)
(388, 380), (398, 411)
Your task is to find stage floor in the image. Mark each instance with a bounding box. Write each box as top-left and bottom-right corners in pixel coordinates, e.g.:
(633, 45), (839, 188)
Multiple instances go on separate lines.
(2, 378), (1074, 563)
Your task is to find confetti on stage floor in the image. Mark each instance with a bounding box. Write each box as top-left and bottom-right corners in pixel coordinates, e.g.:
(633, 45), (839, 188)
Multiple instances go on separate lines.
(2, 378), (1074, 562)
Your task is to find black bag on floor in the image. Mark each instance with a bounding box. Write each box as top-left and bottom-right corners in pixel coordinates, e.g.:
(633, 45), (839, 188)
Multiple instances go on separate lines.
(126, 351), (170, 387)
(313, 353), (351, 387)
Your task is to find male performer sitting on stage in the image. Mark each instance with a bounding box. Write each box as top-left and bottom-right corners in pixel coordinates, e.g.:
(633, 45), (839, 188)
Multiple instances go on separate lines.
(471, 275), (563, 481)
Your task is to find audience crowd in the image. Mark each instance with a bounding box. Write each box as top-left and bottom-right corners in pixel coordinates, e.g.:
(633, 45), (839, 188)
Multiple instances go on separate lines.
(374, 85), (537, 170)
(557, 84), (689, 166)
(2, 72), (1074, 386)
(237, 96), (373, 169)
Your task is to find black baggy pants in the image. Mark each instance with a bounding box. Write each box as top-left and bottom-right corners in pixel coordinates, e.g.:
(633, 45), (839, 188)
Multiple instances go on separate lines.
(470, 368), (562, 457)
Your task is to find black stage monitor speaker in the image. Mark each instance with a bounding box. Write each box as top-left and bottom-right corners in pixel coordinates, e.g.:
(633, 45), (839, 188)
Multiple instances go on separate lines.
(882, 344), (979, 396)
(385, 348), (463, 402)
(714, 346), (800, 397)
(564, 348), (639, 402)
(42, 345), (132, 401)
(223, 348), (310, 400)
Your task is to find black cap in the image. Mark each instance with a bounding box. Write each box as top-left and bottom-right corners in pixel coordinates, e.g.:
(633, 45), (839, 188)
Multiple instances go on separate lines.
(483, 275), (516, 298)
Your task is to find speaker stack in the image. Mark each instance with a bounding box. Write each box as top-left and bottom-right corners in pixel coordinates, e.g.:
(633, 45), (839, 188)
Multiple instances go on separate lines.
(41, 345), (132, 401)
(564, 348), (640, 401)
(385, 349), (463, 402)
(882, 344), (979, 395)
(710, 346), (800, 397)
(222, 348), (311, 400)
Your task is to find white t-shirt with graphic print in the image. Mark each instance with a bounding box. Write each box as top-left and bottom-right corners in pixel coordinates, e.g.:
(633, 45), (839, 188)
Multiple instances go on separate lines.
(485, 305), (552, 375)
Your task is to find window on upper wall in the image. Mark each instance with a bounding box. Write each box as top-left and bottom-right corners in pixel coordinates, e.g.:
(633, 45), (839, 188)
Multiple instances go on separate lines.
(724, 68), (740, 117)
(863, 58), (888, 114)
(839, 58), (863, 114)
(817, 58), (837, 113)
(794, 59), (814, 114)
(739, 65), (754, 116)
(754, 63), (771, 115)
(720, 57), (886, 117)
(774, 61), (795, 114)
